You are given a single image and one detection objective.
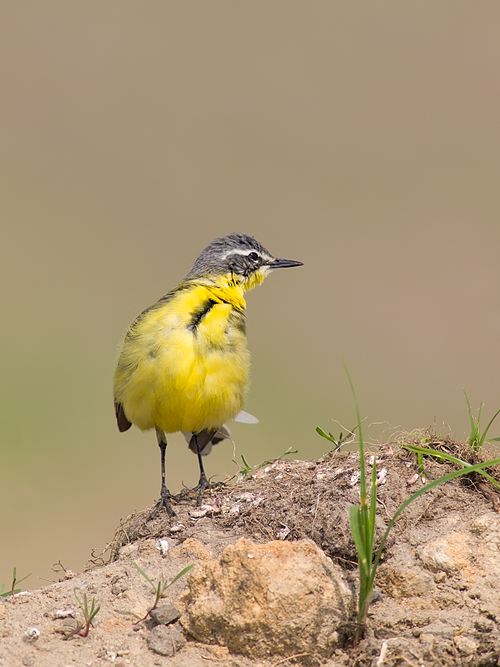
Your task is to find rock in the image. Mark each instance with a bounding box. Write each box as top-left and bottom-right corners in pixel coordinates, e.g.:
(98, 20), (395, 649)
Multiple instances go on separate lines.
(180, 537), (352, 662)
(146, 623), (186, 656)
(418, 532), (471, 574)
(150, 603), (181, 626)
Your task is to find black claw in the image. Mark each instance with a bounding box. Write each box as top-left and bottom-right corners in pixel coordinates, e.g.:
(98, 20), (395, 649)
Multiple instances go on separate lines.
(171, 477), (225, 505)
(148, 486), (176, 519)
(196, 473), (209, 506)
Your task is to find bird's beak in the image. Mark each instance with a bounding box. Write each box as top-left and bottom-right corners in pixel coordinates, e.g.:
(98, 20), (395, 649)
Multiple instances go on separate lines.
(271, 257), (303, 269)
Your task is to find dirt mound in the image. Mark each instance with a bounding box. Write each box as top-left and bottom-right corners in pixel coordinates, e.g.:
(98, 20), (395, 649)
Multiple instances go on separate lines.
(2, 441), (500, 666)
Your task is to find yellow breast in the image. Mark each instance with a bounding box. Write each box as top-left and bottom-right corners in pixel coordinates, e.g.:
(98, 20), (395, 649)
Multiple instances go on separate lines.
(113, 281), (250, 434)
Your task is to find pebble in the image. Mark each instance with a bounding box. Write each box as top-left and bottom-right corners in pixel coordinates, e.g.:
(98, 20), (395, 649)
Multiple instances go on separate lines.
(23, 628), (40, 643)
(146, 623), (186, 656)
(149, 604), (181, 626)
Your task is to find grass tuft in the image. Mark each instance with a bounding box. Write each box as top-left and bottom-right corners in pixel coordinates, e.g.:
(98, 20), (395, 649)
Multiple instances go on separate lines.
(238, 447), (298, 477)
(130, 561), (193, 624)
(319, 369), (500, 645)
(315, 419), (363, 451)
(0, 568), (31, 602)
(74, 589), (100, 637)
(464, 390), (500, 452)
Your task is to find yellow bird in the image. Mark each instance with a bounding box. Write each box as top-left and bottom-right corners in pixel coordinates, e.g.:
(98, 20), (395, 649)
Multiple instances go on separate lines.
(114, 233), (302, 516)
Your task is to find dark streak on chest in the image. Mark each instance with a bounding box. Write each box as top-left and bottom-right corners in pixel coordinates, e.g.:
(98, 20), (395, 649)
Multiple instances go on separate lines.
(188, 299), (218, 331)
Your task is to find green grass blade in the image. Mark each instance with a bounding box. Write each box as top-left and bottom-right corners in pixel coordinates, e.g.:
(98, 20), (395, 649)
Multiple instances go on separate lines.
(464, 390), (475, 433)
(464, 390), (479, 449)
(343, 363), (367, 506)
(478, 408), (500, 448)
(349, 505), (370, 579)
(367, 455), (378, 557)
(130, 561), (155, 589)
(15, 573), (31, 587)
(316, 426), (335, 442)
(1, 588), (22, 598)
(169, 564), (194, 586)
(240, 454), (252, 472)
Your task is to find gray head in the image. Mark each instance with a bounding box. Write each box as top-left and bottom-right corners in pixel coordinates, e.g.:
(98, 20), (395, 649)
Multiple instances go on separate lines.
(186, 233), (302, 290)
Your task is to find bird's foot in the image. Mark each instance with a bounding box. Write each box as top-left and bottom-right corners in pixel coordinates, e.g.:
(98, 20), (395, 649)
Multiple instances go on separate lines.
(173, 476), (226, 506)
(148, 486), (177, 519)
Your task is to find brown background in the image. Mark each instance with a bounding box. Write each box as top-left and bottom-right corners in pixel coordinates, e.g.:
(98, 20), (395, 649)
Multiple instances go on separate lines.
(1, 2), (499, 589)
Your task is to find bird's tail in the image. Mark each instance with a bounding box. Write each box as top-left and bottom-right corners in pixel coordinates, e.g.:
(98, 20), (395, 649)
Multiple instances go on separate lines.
(182, 425), (231, 456)
(182, 410), (258, 456)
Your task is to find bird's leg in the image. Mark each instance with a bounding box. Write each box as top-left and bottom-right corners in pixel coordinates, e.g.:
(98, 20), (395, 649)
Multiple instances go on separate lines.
(149, 429), (176, 518)
(172, 433), (221, 505)
(171, 432), (226, 504)
(193, 433), (210, 506)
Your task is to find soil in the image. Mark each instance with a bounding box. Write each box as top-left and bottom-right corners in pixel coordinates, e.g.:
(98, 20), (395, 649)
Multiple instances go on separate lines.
(2, 437), (500, 667)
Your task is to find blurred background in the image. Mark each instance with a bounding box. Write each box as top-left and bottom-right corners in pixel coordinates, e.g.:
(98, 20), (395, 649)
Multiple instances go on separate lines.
(1, 2), (500, 589)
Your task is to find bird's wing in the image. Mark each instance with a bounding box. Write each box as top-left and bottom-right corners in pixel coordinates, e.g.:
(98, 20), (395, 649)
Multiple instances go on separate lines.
(115, 401), (132, 432)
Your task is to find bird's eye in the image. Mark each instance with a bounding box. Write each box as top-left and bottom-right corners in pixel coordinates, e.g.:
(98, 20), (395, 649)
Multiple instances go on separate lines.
(248, 252), (259, 261)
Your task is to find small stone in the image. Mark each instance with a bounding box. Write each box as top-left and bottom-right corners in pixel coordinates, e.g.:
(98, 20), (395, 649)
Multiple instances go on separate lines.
(146, 623), (186, 656)
(149, 604), (181, 626)
(156, 539), (169, 555)
(23, 628), (40, 643)
(22, 656), (35, 667)
(454, 634), (478, 655)
(169, 523), (184, 533)
(189, 508), (207, 518)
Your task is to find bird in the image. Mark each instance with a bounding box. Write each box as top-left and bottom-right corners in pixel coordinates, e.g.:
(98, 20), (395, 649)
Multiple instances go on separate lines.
(113, 232), (303, 516)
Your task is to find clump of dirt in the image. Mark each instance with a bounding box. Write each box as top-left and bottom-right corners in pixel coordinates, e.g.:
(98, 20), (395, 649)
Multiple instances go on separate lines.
(2, 438), (500, 667)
